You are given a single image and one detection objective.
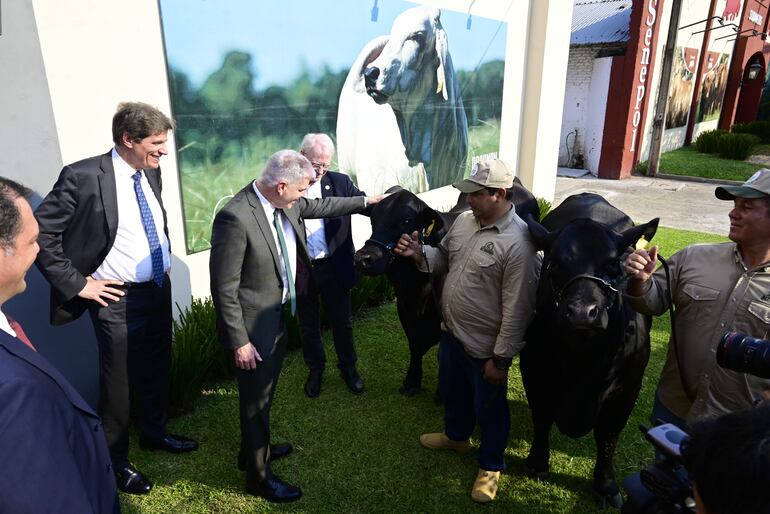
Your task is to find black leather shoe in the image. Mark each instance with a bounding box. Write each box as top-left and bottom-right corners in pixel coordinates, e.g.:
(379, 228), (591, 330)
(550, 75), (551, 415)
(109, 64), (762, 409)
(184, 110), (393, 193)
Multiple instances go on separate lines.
(304, 369), (323, 398)
(245, 475), (302, 503)
(341, 368), (364, 395)
(237, 443), (294, 470)
(140, 433), (199, 454)
(269, 442), (293, 462)
(114, 463), (152, 495)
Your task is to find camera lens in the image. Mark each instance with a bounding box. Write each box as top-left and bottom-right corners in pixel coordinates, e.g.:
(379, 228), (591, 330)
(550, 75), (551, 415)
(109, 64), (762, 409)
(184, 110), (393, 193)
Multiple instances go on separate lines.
(717, 332), (770, 379)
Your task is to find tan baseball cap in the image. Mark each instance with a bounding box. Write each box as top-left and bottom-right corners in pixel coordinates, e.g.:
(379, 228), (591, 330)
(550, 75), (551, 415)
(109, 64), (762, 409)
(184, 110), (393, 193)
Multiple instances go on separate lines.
(453, 159), (514, 193)
(715, 168), (770, 200)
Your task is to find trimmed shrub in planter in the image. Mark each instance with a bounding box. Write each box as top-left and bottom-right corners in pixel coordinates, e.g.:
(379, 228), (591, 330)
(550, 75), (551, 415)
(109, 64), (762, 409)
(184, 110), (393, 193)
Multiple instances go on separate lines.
(731, 120), (770, 143)
(694, 129), (727, 154)
(168, 274), (396, 412)
(717, 133), (760, 160)
(168, 297), (229, 414)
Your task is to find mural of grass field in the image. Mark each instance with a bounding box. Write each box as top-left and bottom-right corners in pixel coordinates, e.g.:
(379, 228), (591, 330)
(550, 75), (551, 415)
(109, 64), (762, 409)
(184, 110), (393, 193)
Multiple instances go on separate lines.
(179, 122), (501, 253)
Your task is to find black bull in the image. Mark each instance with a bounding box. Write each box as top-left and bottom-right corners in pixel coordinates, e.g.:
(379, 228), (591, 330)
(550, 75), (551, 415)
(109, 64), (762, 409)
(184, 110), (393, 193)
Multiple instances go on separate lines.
(354, 182), (538, 394)
(521, 192), (659, 507)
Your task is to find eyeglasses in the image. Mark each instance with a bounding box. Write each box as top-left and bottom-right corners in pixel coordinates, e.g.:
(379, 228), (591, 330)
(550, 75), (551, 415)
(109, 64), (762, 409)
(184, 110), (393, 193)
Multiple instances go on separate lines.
(311, 162), (331, 173)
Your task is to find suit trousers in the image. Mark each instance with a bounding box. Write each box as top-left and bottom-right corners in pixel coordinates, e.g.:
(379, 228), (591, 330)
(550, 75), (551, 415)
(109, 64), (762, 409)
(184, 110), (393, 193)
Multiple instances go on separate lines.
(88, 276), (172, 466)
(440, 331), (509, 472)
(235, 310), (288, 482)
(297, 258), (356, 372)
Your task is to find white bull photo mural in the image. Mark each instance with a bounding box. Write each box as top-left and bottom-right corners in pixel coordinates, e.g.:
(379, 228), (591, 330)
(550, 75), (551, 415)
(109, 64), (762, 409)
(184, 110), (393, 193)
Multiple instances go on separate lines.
(337, 7), (468, 193)
(159, 0), (507, 252)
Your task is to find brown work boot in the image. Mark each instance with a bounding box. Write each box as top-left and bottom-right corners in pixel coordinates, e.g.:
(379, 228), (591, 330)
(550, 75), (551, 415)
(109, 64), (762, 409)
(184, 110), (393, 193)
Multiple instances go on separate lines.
(471, 468), (500, 503)
(418, 432), (472, 452)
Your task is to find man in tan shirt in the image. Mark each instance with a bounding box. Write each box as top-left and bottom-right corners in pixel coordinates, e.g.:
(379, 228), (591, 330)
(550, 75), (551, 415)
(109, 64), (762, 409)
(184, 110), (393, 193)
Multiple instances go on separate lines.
(625, 169), (770, 427)
(394, 160), (540, 503)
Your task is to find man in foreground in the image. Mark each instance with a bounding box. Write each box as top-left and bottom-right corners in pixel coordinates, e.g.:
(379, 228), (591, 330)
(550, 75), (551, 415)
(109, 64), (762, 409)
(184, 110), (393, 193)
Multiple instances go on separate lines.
(35, 102), (197, 495)
(0, 177), (119, 513)
(394, 160), (540, 503)
(209, 150), (381, 502)
(625, 169), (770, 427)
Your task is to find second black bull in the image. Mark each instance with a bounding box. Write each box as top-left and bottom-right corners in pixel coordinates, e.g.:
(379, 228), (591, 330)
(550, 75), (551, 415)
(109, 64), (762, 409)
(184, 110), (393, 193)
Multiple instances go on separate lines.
(521, 192), (659, 507)
(354, 182), (538, 395)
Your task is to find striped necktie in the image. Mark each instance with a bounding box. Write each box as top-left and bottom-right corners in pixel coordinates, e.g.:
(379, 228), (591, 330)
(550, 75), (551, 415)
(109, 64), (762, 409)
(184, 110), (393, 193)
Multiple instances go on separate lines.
(132, 171), (165, 287)
(273, 209), (296, 316)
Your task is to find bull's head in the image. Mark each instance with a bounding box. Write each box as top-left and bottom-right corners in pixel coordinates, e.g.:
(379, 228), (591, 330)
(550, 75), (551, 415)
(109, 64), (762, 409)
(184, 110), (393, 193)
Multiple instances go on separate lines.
(528, 217), (659, 333)
(360, 7), (448, 106)
(354, 187), (444, 275)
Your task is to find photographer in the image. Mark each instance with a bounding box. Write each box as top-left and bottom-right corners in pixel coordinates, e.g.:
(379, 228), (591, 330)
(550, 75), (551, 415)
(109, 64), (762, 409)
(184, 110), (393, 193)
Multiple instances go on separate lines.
(684, 403), (770, 514)
(624, 169), (770, 428)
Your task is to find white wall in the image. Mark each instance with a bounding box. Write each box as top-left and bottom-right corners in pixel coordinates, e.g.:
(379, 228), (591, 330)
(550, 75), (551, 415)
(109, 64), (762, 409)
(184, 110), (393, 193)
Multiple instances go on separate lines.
(585, 56), (613, 175)
(560, 47), (595, 167)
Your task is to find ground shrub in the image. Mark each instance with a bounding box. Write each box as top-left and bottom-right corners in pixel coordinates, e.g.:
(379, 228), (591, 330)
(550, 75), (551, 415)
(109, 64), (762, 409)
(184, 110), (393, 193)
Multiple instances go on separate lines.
(717, 132), (760, 160)
(731, 120), (770, 143)
(694, 129), (727, 154)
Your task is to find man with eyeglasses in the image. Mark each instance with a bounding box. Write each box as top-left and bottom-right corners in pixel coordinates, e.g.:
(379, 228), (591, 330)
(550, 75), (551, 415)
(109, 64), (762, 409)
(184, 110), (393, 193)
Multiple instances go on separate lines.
(297, 133), (367, 398)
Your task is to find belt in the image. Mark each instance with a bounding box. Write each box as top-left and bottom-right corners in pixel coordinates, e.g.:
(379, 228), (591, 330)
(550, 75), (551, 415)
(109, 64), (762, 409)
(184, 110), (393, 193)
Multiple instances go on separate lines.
(118, 280), (160, 290)
(310, 257), (330, 265)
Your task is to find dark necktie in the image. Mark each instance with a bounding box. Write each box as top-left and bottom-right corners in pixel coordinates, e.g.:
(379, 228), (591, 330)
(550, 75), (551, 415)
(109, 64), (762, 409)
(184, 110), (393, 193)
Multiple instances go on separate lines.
(8, 317), (35, 351)
(273, 209), (296, 315)
(132, 171), (165, 287)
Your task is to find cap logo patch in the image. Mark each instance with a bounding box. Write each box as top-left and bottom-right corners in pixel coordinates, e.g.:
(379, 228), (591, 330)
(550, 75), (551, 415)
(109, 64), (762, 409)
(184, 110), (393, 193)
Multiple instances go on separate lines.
(470, 163), (479, 176)
(747, 170), (763, 184)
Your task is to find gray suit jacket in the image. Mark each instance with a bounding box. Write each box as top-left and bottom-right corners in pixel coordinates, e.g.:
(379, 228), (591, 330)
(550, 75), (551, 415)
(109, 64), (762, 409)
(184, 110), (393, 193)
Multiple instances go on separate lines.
(209, 183), (366, 354)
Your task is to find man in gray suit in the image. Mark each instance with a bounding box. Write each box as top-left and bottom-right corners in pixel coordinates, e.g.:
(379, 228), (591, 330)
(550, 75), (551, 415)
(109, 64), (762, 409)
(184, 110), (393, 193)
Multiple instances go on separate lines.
(209, 150), (380, 502)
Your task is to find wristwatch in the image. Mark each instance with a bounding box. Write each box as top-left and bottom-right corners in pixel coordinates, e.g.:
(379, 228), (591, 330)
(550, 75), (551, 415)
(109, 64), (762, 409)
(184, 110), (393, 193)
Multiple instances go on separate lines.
(492, 355), (512, 370)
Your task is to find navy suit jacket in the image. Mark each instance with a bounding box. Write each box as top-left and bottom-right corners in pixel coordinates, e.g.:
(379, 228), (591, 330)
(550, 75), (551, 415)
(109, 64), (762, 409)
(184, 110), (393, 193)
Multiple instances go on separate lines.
(0, 330), (119, 513)
(34, 151), (169, 325)
(317, 171), (366, 289)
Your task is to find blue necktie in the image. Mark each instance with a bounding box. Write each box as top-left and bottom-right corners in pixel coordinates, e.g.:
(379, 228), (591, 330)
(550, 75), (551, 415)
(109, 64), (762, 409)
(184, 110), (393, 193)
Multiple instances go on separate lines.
(132, 171), (165, 287)
(273, 209), (296, 315)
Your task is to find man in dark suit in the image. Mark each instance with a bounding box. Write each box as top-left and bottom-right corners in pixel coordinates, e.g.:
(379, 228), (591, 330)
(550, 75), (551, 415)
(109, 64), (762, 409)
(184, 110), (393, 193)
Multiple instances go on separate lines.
(298, 133), (366, 398)
(209, 150), (381, 502)
(34, 102), (197, 496)
(0, 177), (120, 513)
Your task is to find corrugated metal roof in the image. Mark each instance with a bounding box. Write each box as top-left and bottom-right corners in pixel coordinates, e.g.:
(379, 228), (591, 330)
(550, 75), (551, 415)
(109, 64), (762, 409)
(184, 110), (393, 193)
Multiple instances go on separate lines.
(571, 0), (632, 45)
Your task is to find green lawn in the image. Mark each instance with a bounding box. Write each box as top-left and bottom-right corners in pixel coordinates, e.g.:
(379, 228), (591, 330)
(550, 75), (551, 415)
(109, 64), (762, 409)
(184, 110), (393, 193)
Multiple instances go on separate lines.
(120, 227), (728, 514)
(637, 146), (763, 182)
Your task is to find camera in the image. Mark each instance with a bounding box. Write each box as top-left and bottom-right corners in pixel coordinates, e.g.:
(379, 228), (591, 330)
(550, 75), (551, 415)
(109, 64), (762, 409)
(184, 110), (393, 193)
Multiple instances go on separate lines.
(621, 424), (695, 513)
(716, 331), (770, 378)
(622, 332), (770, 513)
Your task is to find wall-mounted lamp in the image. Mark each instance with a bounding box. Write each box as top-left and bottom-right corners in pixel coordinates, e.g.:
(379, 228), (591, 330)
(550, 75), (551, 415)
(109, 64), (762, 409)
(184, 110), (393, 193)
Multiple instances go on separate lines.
(371, 0), (379, 22)
(748, 61), (763, 80)
(466, 0), (476, 30)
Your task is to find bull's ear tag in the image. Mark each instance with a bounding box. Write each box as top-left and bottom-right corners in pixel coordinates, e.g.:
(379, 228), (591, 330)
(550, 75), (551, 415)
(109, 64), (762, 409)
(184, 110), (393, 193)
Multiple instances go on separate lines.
(480, 242), (494, 255)
(424, 219), (436, 237)
(635, 236), (648, 250)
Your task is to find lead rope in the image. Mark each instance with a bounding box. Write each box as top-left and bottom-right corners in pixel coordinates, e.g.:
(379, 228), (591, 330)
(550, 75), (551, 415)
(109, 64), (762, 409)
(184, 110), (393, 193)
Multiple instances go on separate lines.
(657, 254), (695, 404)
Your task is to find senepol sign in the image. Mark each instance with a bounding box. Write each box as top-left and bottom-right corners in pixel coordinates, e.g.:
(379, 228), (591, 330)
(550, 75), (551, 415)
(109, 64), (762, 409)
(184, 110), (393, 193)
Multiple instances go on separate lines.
(630, 0), (659, 152)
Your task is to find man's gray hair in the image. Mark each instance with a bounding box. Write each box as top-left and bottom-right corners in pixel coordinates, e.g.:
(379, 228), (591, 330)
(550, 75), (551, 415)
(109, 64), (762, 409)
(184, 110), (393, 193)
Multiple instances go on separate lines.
(259, 150), (314, 187)
(300, 133), (335, 156)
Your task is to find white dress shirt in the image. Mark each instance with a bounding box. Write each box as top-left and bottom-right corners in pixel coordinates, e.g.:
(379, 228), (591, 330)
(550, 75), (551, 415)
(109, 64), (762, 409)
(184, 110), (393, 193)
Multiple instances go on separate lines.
(253, 182), (297, 305)
(0, 309), (17, 338)
(304, 180), (329, 260)
(92, 148), (171, 283)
